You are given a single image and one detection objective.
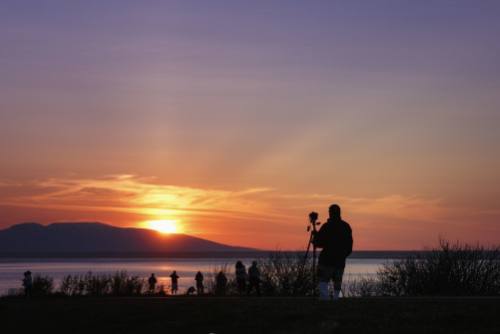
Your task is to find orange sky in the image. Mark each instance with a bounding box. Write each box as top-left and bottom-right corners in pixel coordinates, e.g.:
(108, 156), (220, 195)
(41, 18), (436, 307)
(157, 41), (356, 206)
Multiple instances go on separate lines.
(0, 174), (498, 250)
(1, 2), (499, 250)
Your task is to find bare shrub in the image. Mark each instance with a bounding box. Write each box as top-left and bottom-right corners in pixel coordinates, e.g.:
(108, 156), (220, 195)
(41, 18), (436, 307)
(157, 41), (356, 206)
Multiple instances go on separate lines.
(342, 275), (381, 297)
(257, 250), (317, 295)
(2, 288), (25, 298)
(109, 270), (146, 295)
(85, 272), (110, 295)
(205, 261), (238, 295)
(59, 271), (146, 296)
(33, 274), (55, 296)
(156, 283), (169, 296)
(378, 237), (500, 296)
(60, 274), (86, 296)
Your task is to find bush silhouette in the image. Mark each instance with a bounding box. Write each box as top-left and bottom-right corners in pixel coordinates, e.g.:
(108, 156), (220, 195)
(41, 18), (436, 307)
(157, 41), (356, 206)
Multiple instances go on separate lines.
(377, 237), (500, 296)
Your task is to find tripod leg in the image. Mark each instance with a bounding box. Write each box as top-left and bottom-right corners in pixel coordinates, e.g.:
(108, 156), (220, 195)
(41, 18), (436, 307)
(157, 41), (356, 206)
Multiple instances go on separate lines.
(295, 233), (314, 297)
(312, 246), (316, 299)
(299, 234), (313, 275)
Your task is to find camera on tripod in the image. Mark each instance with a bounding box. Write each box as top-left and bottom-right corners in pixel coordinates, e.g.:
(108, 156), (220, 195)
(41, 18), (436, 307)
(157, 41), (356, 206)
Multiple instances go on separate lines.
(296, 211), (322, 299)
(307, 211), (320, 231)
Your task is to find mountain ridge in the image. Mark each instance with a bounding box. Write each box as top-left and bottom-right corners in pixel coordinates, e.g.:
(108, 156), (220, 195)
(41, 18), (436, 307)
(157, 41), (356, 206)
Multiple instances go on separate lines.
(0, 222), (258, 252)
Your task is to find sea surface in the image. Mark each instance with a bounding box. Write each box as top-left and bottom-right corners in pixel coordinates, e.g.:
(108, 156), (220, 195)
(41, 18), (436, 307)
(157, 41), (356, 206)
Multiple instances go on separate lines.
(0, 257), (390, 294)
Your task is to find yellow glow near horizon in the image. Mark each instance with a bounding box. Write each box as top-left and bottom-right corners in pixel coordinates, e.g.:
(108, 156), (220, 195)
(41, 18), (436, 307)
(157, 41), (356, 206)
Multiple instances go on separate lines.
(144, 220), (179, 234)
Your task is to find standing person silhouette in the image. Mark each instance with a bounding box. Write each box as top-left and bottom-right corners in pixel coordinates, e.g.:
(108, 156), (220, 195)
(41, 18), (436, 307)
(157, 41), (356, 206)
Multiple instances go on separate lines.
(21, 270), (33, 299)
(216, 271), (228, 295)
(313, 204), (353, 300)
(148, 273), (157, 294)
(235, 261), (246, 295)
(22, 271), (33, 299)
(170, 271), (179, 295)
(247, 261), (261, 297)
(195, 271), (204, 295)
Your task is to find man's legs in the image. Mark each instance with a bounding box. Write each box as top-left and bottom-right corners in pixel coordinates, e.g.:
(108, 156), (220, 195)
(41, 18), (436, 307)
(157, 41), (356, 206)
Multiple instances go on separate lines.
(333, 281), (341, 300)
(317, 265), (344, 300)
(316, 264), (331, 300)
(237, 278), (246, 294)
(247, 278), (254, 295)
(332, 268), (344, 300)
(247, 277), (260, 296)
(319, 282), (329, 298)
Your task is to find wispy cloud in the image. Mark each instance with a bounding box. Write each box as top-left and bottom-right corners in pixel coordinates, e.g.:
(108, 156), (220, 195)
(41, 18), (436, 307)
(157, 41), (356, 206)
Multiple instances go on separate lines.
(0, 174), (488, 229)
(0, 175), (276, 221)
(1, 174), (498, 249)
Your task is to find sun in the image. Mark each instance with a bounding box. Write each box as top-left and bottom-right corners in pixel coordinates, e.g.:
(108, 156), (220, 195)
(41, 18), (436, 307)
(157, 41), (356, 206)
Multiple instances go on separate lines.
(144, 220), (179, 234)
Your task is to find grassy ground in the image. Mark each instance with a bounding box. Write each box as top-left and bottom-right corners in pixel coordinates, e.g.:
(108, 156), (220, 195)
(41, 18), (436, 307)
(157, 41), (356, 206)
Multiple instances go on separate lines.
(1, 296), (499, 334)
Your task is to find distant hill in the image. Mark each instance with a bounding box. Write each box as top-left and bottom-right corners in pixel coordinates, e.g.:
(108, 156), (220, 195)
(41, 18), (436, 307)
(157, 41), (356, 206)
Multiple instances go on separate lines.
(0, 222), (258, 253)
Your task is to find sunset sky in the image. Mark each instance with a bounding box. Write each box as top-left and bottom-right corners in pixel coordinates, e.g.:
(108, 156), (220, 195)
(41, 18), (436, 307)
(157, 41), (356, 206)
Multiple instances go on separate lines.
(1, 1), (499, 250)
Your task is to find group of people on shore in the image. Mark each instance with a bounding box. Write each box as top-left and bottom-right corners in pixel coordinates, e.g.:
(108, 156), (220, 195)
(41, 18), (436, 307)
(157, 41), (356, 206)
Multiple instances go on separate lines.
(148, 204), (352, 302)
(148, 203), (353, 302)
(147, 260), (261, 297)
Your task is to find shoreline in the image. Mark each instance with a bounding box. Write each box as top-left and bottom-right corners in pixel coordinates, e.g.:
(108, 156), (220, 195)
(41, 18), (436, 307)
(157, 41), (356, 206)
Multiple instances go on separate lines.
(0, 250), (416, 259)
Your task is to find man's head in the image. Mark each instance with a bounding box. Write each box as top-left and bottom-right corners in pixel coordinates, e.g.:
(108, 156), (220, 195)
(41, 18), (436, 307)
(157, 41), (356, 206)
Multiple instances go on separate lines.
(252, 261), (257, 266)
(329, 204), (341, 219)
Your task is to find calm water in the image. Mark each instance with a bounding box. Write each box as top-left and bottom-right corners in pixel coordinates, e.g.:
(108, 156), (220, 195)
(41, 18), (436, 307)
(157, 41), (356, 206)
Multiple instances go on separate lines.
(0, 258), (387, 294)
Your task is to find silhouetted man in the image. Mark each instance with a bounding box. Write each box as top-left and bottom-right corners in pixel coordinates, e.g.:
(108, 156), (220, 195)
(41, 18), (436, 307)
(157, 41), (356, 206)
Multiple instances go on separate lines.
(170, 271), (179, 295)
(313, 204), (353, 300)
(216, 271), (228, 295)
(195, 271), (204, 295)
(148, 273), (157, 294)
(247, 261), (261, 297)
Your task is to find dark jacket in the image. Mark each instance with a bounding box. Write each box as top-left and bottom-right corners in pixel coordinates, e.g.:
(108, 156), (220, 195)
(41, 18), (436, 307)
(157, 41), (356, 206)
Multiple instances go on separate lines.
(170, 273), (179, 283)
(216, 273), (227, 287)
(248, 265), (260, 278)
(313, 218), (353, 267)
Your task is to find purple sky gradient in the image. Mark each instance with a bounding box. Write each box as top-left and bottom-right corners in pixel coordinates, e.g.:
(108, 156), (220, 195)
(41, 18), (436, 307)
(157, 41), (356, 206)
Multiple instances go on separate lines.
(1, 1), (499, 249)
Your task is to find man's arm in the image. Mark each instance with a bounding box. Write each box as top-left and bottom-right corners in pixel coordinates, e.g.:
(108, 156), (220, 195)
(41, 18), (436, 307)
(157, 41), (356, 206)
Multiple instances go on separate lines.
(312, 225), (327, 248)
(346, 224), (353, 257)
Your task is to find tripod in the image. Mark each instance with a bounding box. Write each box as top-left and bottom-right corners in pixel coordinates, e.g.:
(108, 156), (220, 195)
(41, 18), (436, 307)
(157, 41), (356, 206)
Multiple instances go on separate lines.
(297, 211), (321, 299)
